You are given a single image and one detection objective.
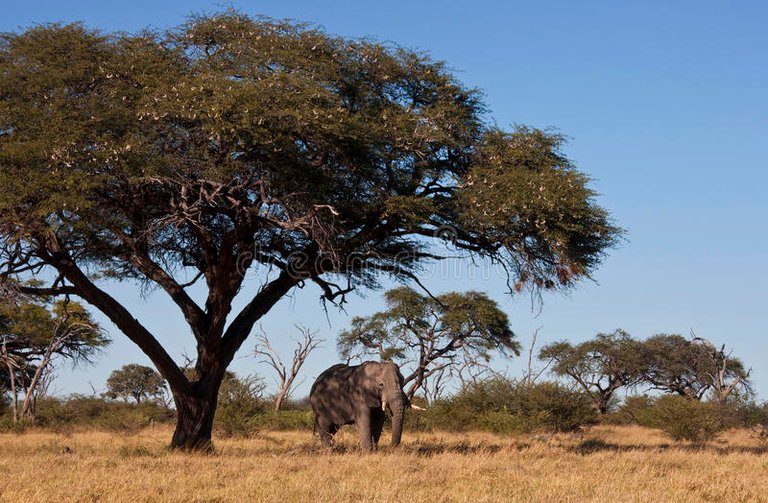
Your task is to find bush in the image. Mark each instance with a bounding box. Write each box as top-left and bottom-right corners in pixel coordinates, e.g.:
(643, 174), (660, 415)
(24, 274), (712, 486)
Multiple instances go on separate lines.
(0, 415), (31, 433)
(614, 394), (727, 443)
(608, 394), (656, 425)
(647, 396), (726, 443)
(254, 410), (314, 431)
(214, 373), (267, 437)
(707, 397), (768, 428)
(407, 378), (597, 434)
(33, 395), (174, 432)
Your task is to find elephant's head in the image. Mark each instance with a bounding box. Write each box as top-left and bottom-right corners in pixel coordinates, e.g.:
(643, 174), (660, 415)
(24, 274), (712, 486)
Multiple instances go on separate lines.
(358, 361), (409, 446)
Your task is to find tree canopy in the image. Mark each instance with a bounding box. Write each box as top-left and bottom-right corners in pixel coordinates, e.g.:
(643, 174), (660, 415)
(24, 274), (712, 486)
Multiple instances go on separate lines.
(0, 11), (621, 449)
(105, 363), (166, 404)
(539, 329), (646, 413)
(642, 334), (751, 402)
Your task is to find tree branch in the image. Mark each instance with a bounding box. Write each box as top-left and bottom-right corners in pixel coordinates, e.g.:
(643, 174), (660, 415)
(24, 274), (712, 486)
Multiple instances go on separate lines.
(42, 235), (189, 394)
(221, 270), (298, 365)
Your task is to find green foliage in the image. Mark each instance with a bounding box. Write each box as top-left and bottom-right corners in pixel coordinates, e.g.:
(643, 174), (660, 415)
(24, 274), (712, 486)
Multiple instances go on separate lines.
(253, 410), (314, 431)
(645, 396), (727, 443)
(730, 400), (768, 428)
(0, 11), (619, 320)
(406, 378), (596, 434)
(0, 298), (109, 363)
(613, 395), (727, 443)
(642, 334), (751, 401)
(539, 329), (646, 413)
(105, 364), (166, 404)
(459, 127), (622, 289)
(0, 415), (31, 433)
(608, 394), (656, 425)
(214, 372), (267, 438)
(17, 395), (173, 433)
(613, 393), (768, 431)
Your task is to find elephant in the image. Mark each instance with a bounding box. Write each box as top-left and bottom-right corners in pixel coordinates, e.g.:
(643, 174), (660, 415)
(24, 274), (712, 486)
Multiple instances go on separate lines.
(310, 361), (413, 451)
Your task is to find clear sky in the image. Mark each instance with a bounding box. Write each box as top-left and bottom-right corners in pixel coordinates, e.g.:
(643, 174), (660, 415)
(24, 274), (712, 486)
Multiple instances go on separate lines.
(2, 1), (767, 399)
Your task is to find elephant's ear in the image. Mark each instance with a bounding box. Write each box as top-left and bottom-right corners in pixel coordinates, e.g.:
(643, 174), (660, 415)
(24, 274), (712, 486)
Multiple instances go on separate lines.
(354, 364), (384, 408)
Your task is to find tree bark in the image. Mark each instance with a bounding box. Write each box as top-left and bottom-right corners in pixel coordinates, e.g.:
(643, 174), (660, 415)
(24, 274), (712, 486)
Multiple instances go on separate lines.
(170, 384), (220, 452)
(274, 393), (285, 412)
(3, 357), (18, 422)
(21, 343), (56, 419)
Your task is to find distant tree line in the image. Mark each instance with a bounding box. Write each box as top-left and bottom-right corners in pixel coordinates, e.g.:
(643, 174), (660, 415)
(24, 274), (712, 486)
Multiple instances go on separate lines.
(539, 329), (751, 414)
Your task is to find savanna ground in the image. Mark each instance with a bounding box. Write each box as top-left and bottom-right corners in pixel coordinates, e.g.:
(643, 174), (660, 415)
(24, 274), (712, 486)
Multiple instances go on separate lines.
(2, 425), (768, 502)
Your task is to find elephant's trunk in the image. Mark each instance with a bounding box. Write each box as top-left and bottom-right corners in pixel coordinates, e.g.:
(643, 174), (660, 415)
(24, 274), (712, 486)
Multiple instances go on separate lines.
(390, 399), (405, 447)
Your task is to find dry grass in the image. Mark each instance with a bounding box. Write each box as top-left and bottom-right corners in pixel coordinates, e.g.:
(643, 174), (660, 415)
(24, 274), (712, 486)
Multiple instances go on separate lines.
(2, 425), (768, 502)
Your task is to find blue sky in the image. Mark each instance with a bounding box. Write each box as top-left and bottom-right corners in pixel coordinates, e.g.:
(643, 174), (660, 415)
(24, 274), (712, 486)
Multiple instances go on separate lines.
(3, 1), (767, 399)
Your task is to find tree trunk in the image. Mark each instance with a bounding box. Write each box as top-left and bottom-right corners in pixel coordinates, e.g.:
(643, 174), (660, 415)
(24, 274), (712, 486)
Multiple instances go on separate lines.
(1, 340), (19, 422)
(274, 392), (285, 412)
(7, 361), (18, 422)
(171, 391), (218, 452)
(21, 349), (54, 420)
(169, 361), (226, 452)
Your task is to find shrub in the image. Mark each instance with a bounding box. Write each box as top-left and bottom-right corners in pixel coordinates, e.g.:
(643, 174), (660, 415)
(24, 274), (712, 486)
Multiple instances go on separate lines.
(254, 410), (314, 431)
(33, 395), (173, 432)
(615, 394), (727, 443)
(608, 395), (656, 425)
(214, 373), (267, 437)
(408, 378), (597, 434)
(507, 381), (597, 433)
(0, 415), (31, 433)
(706, 396), (768, 429)
(646, 395), (727, 443)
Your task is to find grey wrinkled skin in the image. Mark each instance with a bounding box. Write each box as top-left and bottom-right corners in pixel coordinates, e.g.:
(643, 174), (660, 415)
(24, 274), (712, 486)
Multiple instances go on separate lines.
(310, 361), (409, 451)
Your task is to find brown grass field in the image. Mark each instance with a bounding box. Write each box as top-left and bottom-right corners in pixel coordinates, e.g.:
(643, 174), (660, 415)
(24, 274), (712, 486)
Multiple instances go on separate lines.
(2, 425), (768, 502)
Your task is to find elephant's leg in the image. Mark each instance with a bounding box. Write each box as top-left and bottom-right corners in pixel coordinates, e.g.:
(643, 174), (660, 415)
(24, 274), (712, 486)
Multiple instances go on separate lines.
(356, 408), (373, 452)
(370, 408), (385, 448)
(316, 418), (338, 447)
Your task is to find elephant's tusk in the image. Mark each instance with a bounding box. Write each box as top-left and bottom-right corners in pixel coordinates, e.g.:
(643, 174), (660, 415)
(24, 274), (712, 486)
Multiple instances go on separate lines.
(410, 404), (426, 411)
(382, 400), (387, 412)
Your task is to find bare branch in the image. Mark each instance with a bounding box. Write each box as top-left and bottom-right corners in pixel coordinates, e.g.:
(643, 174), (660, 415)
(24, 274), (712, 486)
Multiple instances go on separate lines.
(254, 324), (323, 410)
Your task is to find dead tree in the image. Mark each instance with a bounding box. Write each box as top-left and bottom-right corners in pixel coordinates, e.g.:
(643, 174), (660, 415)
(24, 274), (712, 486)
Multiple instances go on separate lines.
(523, 326), (550, 387)
(693, 335), (753, 404)
(254, 326), (322, 411)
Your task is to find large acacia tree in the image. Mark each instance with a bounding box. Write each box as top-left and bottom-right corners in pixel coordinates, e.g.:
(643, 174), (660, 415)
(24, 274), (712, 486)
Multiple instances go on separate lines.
(0, 12), (621, 449)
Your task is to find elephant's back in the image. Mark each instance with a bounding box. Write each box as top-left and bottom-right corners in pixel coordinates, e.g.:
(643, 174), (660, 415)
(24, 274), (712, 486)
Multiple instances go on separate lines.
(311, 364), (354, 395)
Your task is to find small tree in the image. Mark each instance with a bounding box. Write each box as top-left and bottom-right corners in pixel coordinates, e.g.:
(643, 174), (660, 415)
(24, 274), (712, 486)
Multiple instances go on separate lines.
(253, 325), (322, 411)
(339, 287), (521, 400)
(642, 334), (751, 402)
(105, 364), (167, 404)
(539, 329), (646, 414)
(0, 297), (109, 420)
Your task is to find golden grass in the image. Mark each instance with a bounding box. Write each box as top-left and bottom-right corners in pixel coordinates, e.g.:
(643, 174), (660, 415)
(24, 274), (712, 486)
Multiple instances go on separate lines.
(1, 425), (768, 502)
